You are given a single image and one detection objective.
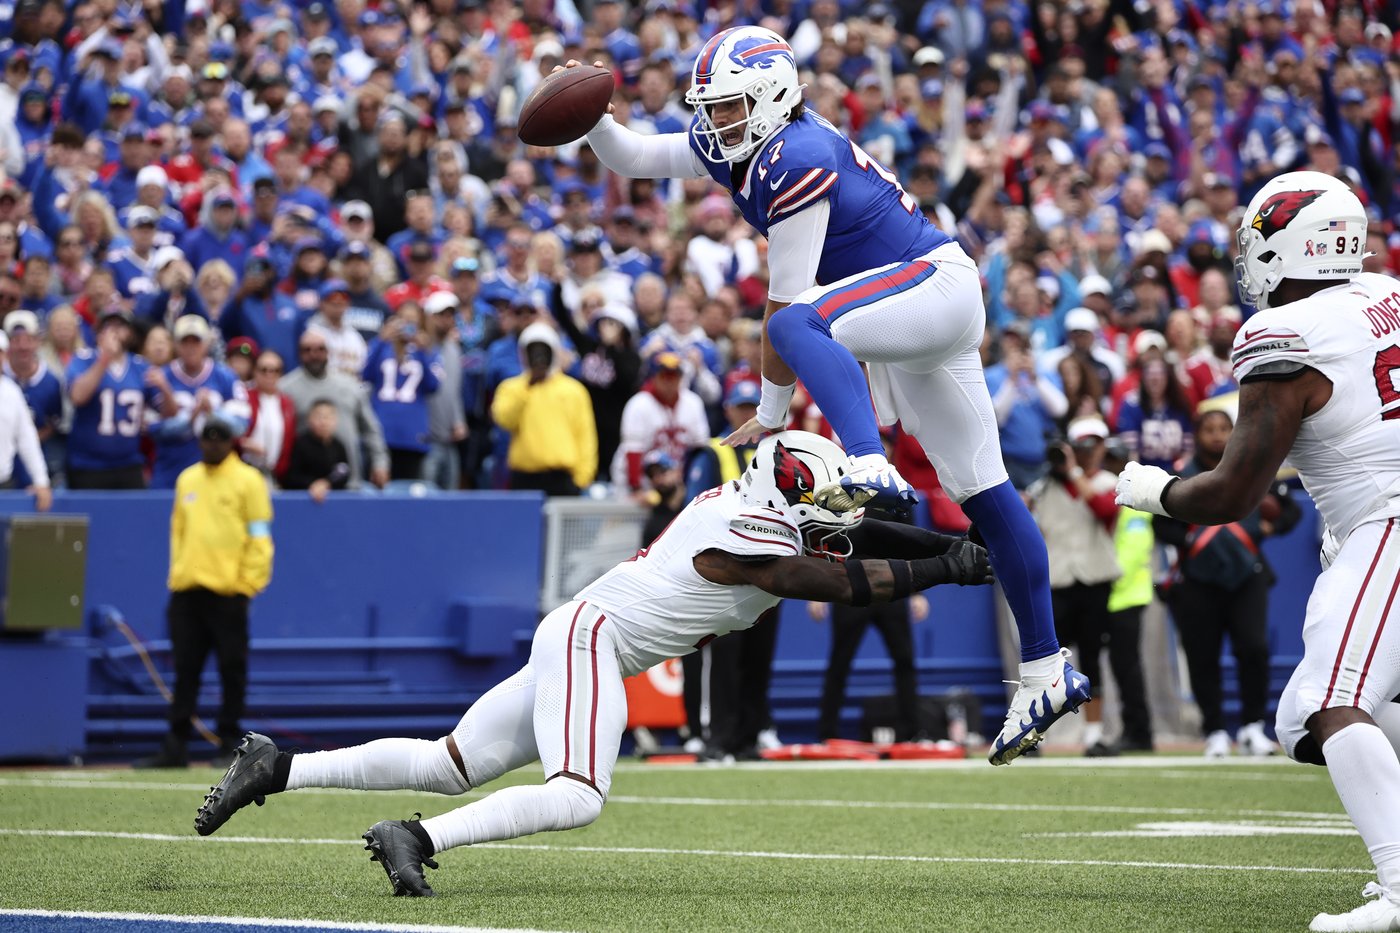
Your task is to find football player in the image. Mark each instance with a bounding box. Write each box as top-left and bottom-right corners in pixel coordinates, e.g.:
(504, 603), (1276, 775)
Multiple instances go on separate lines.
(564, 28), (1087, 764)
(195, 431), (992, 896)
(1117, 172), (1400, 933)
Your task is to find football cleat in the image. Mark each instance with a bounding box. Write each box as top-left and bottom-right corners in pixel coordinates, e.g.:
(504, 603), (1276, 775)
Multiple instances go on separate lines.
(990, 649), (1092, 766)
(364, 816), (439, 897)
(814, 462), (917, 512)
(1237, 720), (1279, 757)
(1204, 730), (1232, 760)
(195, 732), (279, 836)
(1310, 883), (1400, 932)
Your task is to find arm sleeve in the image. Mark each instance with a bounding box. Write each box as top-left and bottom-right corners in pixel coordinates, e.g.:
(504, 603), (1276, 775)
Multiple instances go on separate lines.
(766, 199), (831, 303)
(847, 518), (959, 559)
(584, 114), (708, 180)
(1230, 318), (1310, 383)
(13, 393), (49, 487)
(239, 473), (274, 596)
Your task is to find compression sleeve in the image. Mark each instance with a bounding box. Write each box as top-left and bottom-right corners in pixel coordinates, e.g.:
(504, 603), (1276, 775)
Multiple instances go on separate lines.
(766, 199), (830, 302)
(585, 114), (708, 180)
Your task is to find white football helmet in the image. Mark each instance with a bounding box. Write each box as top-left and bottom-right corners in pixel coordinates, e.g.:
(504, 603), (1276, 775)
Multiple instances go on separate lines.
(1236, 170), (1367, 311)
(685, 26), (803, 164)
(740, 431), (863, 557)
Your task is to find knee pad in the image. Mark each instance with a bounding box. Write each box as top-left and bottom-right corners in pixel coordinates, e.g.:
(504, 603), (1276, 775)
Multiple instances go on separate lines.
(412, 738), (471, 794)
(544, 775), (605, 830)
(1275, 685), (1326, 766)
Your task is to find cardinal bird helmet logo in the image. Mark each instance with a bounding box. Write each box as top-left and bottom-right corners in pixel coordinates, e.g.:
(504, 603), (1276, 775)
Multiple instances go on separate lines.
(772, 440), (816, 506)
(1251, 189), (1325, 240)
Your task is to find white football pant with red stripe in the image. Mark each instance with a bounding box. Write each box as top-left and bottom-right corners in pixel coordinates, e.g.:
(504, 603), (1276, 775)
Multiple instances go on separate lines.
(421, 601), (623, 854)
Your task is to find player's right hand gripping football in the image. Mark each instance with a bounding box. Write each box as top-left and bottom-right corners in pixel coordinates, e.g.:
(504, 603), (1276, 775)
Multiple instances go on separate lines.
(551, 60), (616, 115)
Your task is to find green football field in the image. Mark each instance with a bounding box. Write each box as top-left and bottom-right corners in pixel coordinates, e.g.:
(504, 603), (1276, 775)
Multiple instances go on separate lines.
(0, 754), (1375, 932)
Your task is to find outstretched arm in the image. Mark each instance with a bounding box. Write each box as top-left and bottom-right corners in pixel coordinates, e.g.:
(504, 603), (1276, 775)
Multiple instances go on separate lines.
(846, 518), (964, 559)
(1120, 369), (1329, 524)
(585, 114), (708, 180)
(693, 540), (993, 606)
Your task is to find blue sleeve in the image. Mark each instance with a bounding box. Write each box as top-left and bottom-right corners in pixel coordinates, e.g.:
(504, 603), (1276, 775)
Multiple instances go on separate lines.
(65, 353), (93, 385)
(218, 298), (245, 341)
(363, 339), (388, 384)
(762, 153), (840, 225)
(31, 167), (69, 242)
(1117, 400), (1143, 434)
(685, 447), (720, 499)
(140, 361), (162, 408)
(420, 349), (442, 395)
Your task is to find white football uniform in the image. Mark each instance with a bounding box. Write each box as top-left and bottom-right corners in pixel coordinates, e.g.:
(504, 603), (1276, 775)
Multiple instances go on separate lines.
(450, 480), (799, 796)
(1233, 273), (1400, 750)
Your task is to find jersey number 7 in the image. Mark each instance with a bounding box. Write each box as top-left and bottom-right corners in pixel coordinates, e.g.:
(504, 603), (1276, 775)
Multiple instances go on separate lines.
(848, 141), (917, 215)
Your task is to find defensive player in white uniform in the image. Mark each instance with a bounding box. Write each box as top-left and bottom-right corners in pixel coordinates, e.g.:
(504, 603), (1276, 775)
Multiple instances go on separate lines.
(194, 432), (992, 896)
(1117, 172), (1400, 933)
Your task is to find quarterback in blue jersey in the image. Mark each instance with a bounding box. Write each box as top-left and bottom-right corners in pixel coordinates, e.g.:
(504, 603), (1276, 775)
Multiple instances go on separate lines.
(575, 26), (1090, 764)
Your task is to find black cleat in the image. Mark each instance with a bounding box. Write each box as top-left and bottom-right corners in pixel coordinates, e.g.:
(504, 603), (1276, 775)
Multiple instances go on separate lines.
(194, 732), (279, 836)
(363, 816), (439, 897)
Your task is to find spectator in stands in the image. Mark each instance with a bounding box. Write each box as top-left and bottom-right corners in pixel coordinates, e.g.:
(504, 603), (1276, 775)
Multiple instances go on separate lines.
(282, 398), (351, 502)
(241, 350), (294, 484)
(305, 279), (368, 380)
(141, 325), (173, 367)
(224, 338), (258, 385)
(134, 247), (209, 332)
(1027, 415), (1121, 756)
(363, 304), (441, 481)
(421, 291), (469, 491)
(613, 351), (709, 496)
(1115, 355), (1195, 471)
(180, 189), (249, 278)
(385, 240), (449, 313)
(984, 322), (1067, 490)
(3, 310), (63, 489)
(66, 308), (173, 489)
(491, 321), (596, 496)
(339, 200), (399, 292)
(194, 261), (238, 324)
(150, 315), (250, 489)
(346, 112), (428, 243)
(220, 252), (306, 368)
(1155, 406), (1300, 759)
(280, 330), (390, 489)
(336, 241), (392, 341)
(686, 380), (762, 497)
(1185, 304), (1243, 404)
(136, 412), (272, 769)
(640, 289), (723, 407)
(0, 328), (51, 510)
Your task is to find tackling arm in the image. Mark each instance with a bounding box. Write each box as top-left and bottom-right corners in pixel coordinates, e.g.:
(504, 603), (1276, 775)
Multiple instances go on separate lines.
(846, 518), (963, 559)
(1157, 370), (1327, 524)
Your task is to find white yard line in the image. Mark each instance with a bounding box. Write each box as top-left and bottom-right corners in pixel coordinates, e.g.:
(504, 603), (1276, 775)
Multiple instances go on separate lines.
(0, 827), (1369, 877)
(0, 907), (567, 933)
(0, 776), (1345, 820)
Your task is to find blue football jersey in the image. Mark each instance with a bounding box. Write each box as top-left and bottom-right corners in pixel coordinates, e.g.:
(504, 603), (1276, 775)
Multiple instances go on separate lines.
(364, 340), (443, 454)
(6, 361), (65, 488)
(149, 360), (249, 488)
(65, 352), (163, 471)
(688, 112), (952, 286)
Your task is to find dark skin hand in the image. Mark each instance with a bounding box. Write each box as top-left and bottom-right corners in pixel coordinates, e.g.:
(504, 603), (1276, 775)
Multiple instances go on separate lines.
(1156, 364), (1359, 748)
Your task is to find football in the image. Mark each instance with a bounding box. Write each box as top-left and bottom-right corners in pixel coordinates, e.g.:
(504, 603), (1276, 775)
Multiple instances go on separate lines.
(517, 65), (615, 147)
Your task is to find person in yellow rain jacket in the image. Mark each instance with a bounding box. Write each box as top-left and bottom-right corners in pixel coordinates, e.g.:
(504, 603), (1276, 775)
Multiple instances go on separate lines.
(491, 321), (597, 496)
(1105, 437), (1154, 753)
(137, 413), (273, 770)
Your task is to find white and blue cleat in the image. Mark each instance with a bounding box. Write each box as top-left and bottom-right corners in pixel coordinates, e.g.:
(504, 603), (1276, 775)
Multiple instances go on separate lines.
(990, 649), (1092, 765)
(815, 461), (919, 513)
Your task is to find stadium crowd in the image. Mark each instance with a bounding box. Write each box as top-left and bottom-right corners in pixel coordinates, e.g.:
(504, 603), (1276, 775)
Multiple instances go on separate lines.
(0, 0), (1396, 507)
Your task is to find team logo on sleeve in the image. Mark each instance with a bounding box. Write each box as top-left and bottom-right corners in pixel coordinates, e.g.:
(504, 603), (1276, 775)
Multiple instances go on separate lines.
(1250, 189), (1324, 240)
(772, 441), (815, 506)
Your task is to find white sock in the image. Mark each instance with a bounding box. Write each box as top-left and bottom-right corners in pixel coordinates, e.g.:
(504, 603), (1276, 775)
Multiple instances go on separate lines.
(1323, 723), (1400, 891)
(421, 779), (603, 854)
(1083, 721), (1104, 748)
(1371, 703), (1400, 762)
(1019, 652), (1063, 684)
(287, 738), (469, 795)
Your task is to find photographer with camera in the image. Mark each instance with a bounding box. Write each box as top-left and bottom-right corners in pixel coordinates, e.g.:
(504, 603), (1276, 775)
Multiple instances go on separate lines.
(1027, 415), (1122, 755)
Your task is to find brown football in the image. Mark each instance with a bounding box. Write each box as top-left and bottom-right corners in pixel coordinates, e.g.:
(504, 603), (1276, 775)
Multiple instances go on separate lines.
(517, 65), (615, 147)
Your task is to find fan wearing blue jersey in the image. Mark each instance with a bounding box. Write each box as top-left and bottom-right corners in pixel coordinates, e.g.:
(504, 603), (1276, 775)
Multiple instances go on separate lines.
(149, 315), (252, 489)
(66, 308), (176, 489)
(570, 27), (1090, 764)
(363, 310), (443, 481)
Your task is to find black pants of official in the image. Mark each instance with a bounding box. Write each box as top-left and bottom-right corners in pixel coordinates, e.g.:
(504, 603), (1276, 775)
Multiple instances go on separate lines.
(510, 469), (579, 497)
(167, 587), (250, 744)
(1107, 606), (1153, 747)
(1052, 582), (1114, 696)
(389, 449), (426, 481)
(1169, 572), (1271, 736)
(68, 465), (146, 489)
(683, 607), (779, 754)
(818, 600), (918, 741)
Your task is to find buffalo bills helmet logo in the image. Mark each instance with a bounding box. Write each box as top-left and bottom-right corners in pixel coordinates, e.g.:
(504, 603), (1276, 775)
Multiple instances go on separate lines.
(1251, 189), (1324, 240)
(727, 36), (796, 72)
(772, 440), (815, 506)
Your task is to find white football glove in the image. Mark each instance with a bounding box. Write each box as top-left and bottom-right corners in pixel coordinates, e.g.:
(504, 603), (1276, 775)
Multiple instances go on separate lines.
(1114, 461), (1178, 517)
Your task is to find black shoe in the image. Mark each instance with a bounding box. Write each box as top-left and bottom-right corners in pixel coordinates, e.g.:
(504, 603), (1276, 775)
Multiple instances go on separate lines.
(195, 732), (279, 836)
(1085, 740), (1120, 758)
(363, 816), (439, 897)
(1117, 736), (1155, 753)
(133, 735), (188, 770)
